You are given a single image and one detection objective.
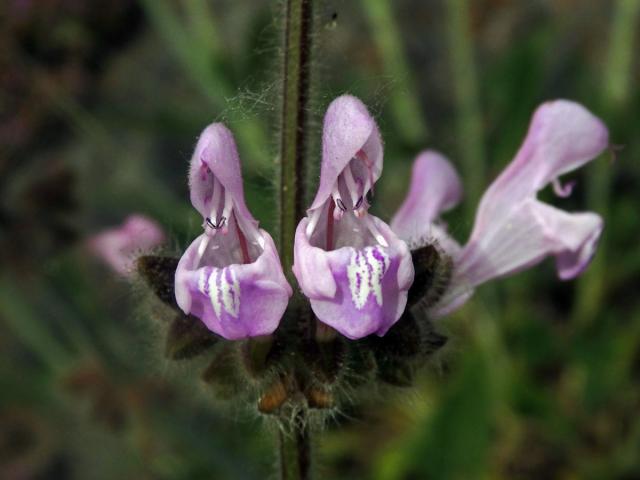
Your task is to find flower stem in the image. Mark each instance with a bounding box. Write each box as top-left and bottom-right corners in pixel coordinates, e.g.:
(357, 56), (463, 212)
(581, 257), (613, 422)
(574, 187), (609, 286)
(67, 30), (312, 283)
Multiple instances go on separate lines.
(279, 0), (314, 279)
(277, 1), (315, 477)
(279, 412), (312, 480)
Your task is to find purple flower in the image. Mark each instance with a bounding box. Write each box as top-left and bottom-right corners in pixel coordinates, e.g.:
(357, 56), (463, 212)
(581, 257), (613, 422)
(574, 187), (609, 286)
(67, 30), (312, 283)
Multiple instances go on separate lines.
(391, 100), (609, 316)
(293, 95), (414, 339)
(174, 123), (292, 340)
(88, 214), (166, 276)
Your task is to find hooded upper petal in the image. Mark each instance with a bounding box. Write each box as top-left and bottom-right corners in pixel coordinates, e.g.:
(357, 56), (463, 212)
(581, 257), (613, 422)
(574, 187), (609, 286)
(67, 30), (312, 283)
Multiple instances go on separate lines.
(433, 100), (608, 315)
(177, 123), (291, 339)
(472, 100), (608, 231)
(189, 123), (256, 228)
(88, 214), (165, 276)
(391, 150), (463, 244)
(293, 95), (413, 339)
(308, 95), (383, 214)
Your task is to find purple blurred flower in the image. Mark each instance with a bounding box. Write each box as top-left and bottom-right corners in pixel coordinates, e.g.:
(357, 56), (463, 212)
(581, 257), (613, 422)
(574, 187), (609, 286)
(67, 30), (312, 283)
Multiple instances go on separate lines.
(174, 124), (292, 340)
(391, 100), (609, 316)
(89, 214), (165, 276)
(293, 96), (413, 339)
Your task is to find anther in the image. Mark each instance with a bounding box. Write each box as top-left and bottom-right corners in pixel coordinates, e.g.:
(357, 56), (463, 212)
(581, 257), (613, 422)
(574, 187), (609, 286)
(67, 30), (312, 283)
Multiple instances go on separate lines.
(206, 217), (226, 230)
(342, 163), (362, 209)
(331, 184), (346, 221)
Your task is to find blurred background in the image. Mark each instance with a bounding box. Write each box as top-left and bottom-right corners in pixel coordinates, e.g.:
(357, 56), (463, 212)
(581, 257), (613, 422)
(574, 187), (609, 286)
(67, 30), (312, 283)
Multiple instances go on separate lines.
(1, 0), (639, 478)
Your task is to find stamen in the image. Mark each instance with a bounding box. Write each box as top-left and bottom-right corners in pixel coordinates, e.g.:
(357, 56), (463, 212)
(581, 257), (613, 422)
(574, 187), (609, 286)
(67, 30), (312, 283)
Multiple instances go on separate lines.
(206, 216), (226, 229)
(232, 201), (265, 250)
(205, 177), (224, 235)
(234, 211), (251, 264)
(199, 149), (211, 181)
(331, 185), (346, 220)
(552, 178), (576, 198)
(219, 189), (234, 234)
(326, 199), (335, 251)
(356, 149), (375, 197)
(342, 163), (362, 209)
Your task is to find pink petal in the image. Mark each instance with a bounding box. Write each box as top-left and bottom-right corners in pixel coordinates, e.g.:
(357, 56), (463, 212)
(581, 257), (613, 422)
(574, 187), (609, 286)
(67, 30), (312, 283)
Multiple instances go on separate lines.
(391, 150), (463, 243)
(175, 230), (292, 340)
(432, 100), (608, 316)
(473, 100), (608, 232)
(308, 95), (383, 213)
(455, 198), (603, 288)
(88, 215), (165, 277)
(188, 123), (256, 226)
(293, 216), (413, 339)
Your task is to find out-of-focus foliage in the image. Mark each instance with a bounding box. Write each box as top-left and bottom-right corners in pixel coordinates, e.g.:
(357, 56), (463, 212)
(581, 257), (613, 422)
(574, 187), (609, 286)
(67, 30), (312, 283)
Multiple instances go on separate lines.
(1, 0), (638, 478)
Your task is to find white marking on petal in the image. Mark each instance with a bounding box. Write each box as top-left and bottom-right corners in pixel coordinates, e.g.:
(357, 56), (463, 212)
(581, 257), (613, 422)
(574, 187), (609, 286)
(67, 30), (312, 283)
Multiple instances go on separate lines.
(347, 246), (390, 310)
(220, 268), (241, 317)
(207, 269), (222, 317)
(198, 268), (208, 293)
(203, 267), (241, 318)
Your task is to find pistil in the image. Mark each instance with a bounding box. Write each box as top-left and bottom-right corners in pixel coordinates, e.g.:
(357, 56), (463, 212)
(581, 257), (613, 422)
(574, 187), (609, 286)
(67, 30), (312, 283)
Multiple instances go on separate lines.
(342, 164), (363, 216)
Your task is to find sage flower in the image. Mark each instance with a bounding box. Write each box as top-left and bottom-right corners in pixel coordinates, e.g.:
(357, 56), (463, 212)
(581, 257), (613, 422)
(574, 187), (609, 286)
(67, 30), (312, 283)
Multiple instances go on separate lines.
(391, 100), (609, 315)
(293, 95), (414, 340)
(174, 124), (292, 340)
(89, 214), (165, 276)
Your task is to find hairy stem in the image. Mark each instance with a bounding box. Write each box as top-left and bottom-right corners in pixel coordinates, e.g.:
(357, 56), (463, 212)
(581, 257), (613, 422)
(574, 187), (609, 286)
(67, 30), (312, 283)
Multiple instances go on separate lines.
(279, 412), (312, 480)
(279, 0), (313, 279)
(277, 1), (315, 477)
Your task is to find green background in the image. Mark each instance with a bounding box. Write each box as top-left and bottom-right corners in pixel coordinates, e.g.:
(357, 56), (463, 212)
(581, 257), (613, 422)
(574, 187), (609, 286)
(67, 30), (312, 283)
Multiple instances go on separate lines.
(1, 0), (639, 478)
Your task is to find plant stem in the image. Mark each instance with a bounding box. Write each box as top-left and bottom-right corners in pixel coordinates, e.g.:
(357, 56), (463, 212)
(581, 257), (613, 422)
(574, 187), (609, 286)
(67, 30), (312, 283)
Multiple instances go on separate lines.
(279, 0), (313, 279)
(277, 1), (315, 477)
(279, 412), (312, 480)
